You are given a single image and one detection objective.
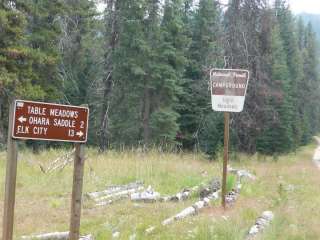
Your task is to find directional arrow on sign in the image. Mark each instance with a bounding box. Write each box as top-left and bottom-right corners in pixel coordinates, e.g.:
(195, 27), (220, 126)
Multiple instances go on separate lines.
(18, 116), (27, 123)
(76, 131), (84, 137)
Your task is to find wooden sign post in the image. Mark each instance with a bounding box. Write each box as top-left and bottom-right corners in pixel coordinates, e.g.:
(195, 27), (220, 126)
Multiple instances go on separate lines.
(69, 143), (86, 240)
(222, 112), (230, 208)
(2, 100), (89, 240)
(2, 102), (18, 240)
(210, 69), (249, 209)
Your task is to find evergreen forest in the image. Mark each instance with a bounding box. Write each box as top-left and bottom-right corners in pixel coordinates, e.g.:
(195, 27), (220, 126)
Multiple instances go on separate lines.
(1, 0), (320, 156)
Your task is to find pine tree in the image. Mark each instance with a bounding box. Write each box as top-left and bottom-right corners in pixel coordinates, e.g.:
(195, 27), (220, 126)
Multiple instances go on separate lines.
(257, 23), (293, 154)
(59, 0), (98, 105)
(179, 0), (223, 153)
(149, 0), (188, 145)
(302, 23), (320, 140)
(274, 0), (304, 147)
(108, 0), (150, 147)
(22, 0), (66, 101)
(0, 1), (45, 143)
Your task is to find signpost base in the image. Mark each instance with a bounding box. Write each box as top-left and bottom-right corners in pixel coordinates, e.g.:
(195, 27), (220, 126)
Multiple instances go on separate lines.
(69, 143), (85, 240)
(222, 112), (230, 209)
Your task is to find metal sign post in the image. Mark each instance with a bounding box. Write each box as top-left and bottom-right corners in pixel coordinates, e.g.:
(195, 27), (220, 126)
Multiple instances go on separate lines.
(2, 100), (89, 240)
(210, 69), (249, 209)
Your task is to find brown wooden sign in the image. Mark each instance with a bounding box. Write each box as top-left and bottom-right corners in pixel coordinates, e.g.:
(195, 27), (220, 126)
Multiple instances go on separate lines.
(210, 69), (249, 113)
(12, 100), (89, 142)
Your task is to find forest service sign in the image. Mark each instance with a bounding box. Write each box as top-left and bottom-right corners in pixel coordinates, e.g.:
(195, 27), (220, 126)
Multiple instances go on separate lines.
(12, 100), (89, 142)
(210, 69), (249, 112)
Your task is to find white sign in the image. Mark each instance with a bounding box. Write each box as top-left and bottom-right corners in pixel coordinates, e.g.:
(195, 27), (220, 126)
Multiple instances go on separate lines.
(210, 69), (249, 112)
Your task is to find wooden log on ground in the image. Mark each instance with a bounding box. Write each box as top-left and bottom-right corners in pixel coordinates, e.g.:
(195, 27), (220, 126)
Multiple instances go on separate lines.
(145, 226), (156, 235)
(21, 232), (69, 240)
(227, 166), (256, 181)
(95, 186), (144, 205)
(131, 186), (160, 202)
(246, 211), (274, 240)
(21, 232), (93, 240)
(159, 185), (201, 203)
(86, 181), (143, 199)
(40, 148), (76, 173)
(199, 178), (221, 199)
(161, 192), (219, 226)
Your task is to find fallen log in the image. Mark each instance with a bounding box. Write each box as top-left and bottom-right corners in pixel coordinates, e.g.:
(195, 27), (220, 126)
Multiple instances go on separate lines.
(162, 188), (192, 202)
(145, 226), (156, 235)
(162, 191), (219, 226)
(86, 181), (143, 199)
(225, 189), (238, 205)
(96, 186), (144, 206)
(85, 181), (145, 206)
(199, 178), (221, 199)
(246, 211), (274, 240)
(228, 166), (256, 181)
(131, 186), (160, 202)
(21, 232), (93, 240)
(21, 232), (69, 240)
(40, 148), (76, 173)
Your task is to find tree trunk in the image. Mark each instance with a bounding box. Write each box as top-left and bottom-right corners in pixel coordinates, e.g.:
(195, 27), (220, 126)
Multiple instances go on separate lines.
(0, 96), (4, 144)
(143, 87), (151, 146)
(98, 0), (118, 152)
(99, 74), (112, 152)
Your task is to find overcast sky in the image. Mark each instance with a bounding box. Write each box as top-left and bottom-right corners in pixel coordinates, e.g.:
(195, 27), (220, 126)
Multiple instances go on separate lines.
(97, 1), (320, 15)
(289, 0), (320, 14)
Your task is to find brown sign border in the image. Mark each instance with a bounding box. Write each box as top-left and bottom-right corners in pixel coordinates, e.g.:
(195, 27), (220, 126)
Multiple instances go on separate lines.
(12, 100), (89, 143)
(210, 68), (250, 98)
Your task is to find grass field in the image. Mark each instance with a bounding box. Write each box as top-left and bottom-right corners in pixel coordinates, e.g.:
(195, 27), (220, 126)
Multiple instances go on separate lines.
(0, 143), (320, 239)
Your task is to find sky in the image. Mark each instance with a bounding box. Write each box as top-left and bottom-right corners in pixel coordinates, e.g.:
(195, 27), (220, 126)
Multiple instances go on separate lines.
(97, 1), (320, 15)
(289, 0), (320, 14)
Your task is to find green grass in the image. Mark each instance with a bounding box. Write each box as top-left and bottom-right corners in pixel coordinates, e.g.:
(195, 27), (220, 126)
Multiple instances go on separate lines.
(0, 144), (319, 239)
